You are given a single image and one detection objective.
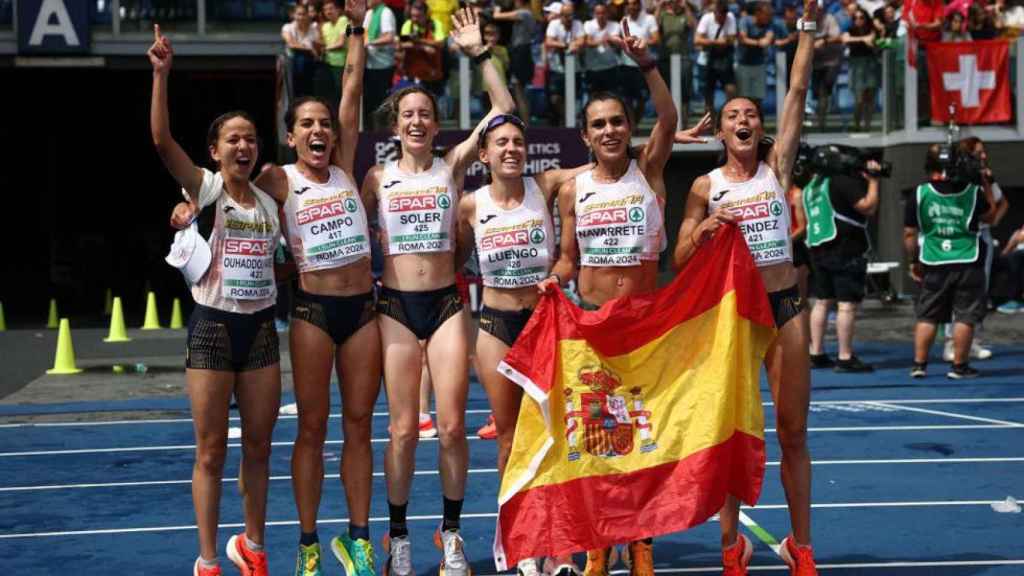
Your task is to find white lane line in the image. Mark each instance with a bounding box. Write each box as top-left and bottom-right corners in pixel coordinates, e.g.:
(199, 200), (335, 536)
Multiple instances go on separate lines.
(0, 468), (500, 492)
(865, 401), (1024, 427)
(3, 422), (1021, 458)
(592, 560), (1024, 573)
(4, 398), (1024, 428)
(0, 499), (1018, 539)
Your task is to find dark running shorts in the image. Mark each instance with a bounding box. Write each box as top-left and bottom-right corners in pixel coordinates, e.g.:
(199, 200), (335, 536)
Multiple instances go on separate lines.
(291, 289), (375, 346)
(810, 252), (868, 303)
(377, 284), (464, 340)
(769, 284), (806, 329)
(186, 304), (279, 372)
(478, 306), (534, 347)
(915, 265), (987, 325)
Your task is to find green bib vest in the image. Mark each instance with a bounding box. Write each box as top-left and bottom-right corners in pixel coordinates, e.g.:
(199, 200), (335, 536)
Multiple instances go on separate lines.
(916, 182), (980, 265)
(802, 175), (868, 249)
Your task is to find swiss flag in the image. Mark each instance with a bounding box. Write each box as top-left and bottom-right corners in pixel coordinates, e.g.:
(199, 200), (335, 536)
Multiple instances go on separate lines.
(926, 41), (1011, 125)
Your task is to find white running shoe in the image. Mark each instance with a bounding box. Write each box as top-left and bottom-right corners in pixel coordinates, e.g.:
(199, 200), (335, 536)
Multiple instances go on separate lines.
(943, 339), (955, 362)
(438, 529), (471, 576)
(383, 535), (414, 576)
(517, 558), (542, 576)
(971, 340), (993, 360)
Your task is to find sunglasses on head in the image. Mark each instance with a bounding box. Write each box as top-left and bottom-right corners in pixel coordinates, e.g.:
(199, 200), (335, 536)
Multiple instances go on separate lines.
(479, 114), (527, 144)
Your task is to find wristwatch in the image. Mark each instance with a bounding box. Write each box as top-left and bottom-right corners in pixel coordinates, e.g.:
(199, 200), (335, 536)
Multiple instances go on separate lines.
(797, 18), (817, 32)
(472, 49), (492, 64)
(346, 25), (365, 36)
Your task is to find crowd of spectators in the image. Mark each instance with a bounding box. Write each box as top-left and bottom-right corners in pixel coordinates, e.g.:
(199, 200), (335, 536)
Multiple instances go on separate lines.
(280, 0), (1024, 130)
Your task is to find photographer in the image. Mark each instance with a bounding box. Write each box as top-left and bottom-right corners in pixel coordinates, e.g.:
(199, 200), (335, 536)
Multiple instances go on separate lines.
(905, 143), (996, 379)
(802, 156), (881, 373)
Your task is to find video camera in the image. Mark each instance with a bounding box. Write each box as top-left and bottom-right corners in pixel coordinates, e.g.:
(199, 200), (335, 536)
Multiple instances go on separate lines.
(793, 143), (892, 181)
(933, 105), (984, 184)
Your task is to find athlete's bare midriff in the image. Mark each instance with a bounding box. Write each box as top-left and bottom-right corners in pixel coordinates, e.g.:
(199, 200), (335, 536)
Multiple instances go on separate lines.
(482, 285), (541, 311)
(759, 261), (799, 293)
(298, 258), (375, 296)
(382, 252), (456, 291)
(579, 261), (659, 306)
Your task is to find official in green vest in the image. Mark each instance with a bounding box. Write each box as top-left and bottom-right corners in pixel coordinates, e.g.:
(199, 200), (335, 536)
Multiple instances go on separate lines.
(802, 162), (880, 373)
(904, 144), (996, 380)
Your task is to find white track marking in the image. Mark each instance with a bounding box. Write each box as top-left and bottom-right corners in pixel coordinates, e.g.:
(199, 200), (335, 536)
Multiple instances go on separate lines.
(864, 401), (1024, 427)
(2, 422), (1021, 457)
(1, 499), (1020, 539)
(3, 398), (1024, 428)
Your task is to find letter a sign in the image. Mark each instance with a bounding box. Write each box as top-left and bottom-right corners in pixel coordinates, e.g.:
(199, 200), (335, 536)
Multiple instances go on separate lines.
(18, 0), (91, 55)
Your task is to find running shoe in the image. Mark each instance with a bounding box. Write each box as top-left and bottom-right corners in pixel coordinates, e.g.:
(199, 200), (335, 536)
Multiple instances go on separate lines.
(294, 541), (322, 576)
(551, 563), (581, 576)
(809, 354), (834, 369)
(721, 534), (752, 576)
(997, 300), (1021, 314)
(947, 363), (980, 379)
(779, 536), (818, 576)
(332, 534), (376, 576)
(435, 528), (471, 576)
(627, 540), (654, 576)
(381, 534), (414, 576)
(477, 414), (497, 440)
(971, 340), (993, 360)
(910, 362), (927, 378)
(583, 548), (612, 576)
(833, 355), (874, 373)
(942, 339), (956, 362)
(516, 558), (542, 576)
(227, 533), (269, 576)
(419, 412), (438, 439)
(194, 558), (223, 576)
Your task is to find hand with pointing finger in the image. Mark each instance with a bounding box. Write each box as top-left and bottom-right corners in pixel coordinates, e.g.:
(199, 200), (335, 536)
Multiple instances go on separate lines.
(147, 24), (173, 75)
(620, 18), (653, 68)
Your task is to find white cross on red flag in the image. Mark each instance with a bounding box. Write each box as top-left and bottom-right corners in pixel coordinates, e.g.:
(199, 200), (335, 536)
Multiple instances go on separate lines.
(926, 40), (1011, 125)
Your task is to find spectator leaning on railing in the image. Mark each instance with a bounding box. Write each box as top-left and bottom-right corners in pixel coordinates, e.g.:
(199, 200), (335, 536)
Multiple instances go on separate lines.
(736, 1), (774, 106)
(474, 21), (512, 110)
(908, 0), (942, 123)
(620, 0), (661, 126)
(775, 2), (800, 89)
(695, 1), (736, 114)
(583, 3), (623, 94)
(282, 2), (322, 98)
(318, 0), (350, 105)
(811, 7), (842, 131)
(843, 7), (879, 131)
(655, 0), (696, 126)
(942, 10), (972, 42)
(544, 2), (585, 126)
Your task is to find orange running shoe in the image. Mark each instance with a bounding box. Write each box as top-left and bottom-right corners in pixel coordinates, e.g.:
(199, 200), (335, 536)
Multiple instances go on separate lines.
(779, 536), (818, 576)
(476, 414), (497, 440)
(227, 533), (269, 576)
(583, 548), (611, 576)
(194, 558), (223, 576)
(627, 540), (654, 576)
(721, 534), (752, 576)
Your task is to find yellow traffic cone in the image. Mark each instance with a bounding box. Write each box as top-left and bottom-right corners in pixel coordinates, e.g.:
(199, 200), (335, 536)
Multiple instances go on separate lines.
(47, 298), (58, 329)
(104, 288), (113, 316)
(0, 301), (6, 331)
(104, 297), (132, 342)
(141, 292), (161, 330)
(169, 298), (184, 330)
(47, 318), (83, 375)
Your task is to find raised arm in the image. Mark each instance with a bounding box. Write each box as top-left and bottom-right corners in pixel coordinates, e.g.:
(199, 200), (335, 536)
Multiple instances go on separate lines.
(534, 162), (595, 200)
(454, 192), (477, 268)
(446, 7), (516, 175)
(149, 25), (203, 199)
(621, 18), (677, 177)
(536, 179), (580, 293)
(335, 0), (368, 174)
(770, 0), (817, 192)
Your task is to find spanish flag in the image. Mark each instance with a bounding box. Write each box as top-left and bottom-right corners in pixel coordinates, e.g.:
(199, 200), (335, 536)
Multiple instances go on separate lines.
(493, 225), (775, 569)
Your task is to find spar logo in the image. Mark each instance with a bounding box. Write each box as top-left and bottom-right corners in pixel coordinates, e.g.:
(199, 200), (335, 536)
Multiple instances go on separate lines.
(730, 201), (771, 221)
(628, 207), (644, 223)
(530, 228), (546, 244)
(437, 194), (451, 209)
(345, 198), (358, 213)
(770, 200), (784, 217)
(297, 200), (346, 225)
(579, 208), (627, 227)
(389, 195), (436, 212)
(481, 229), (529, 250)
(225, 238), (270, 256)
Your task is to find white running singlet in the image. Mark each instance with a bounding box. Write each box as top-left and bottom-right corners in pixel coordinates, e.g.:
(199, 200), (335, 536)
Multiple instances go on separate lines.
(706, 162), (792, 267)
(574, 160), (666, 267)
(190, 168), (279, 313)
(378, 159), (457, 256)
(474, 177), (556, 288)
(282, 164), (371, 273)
